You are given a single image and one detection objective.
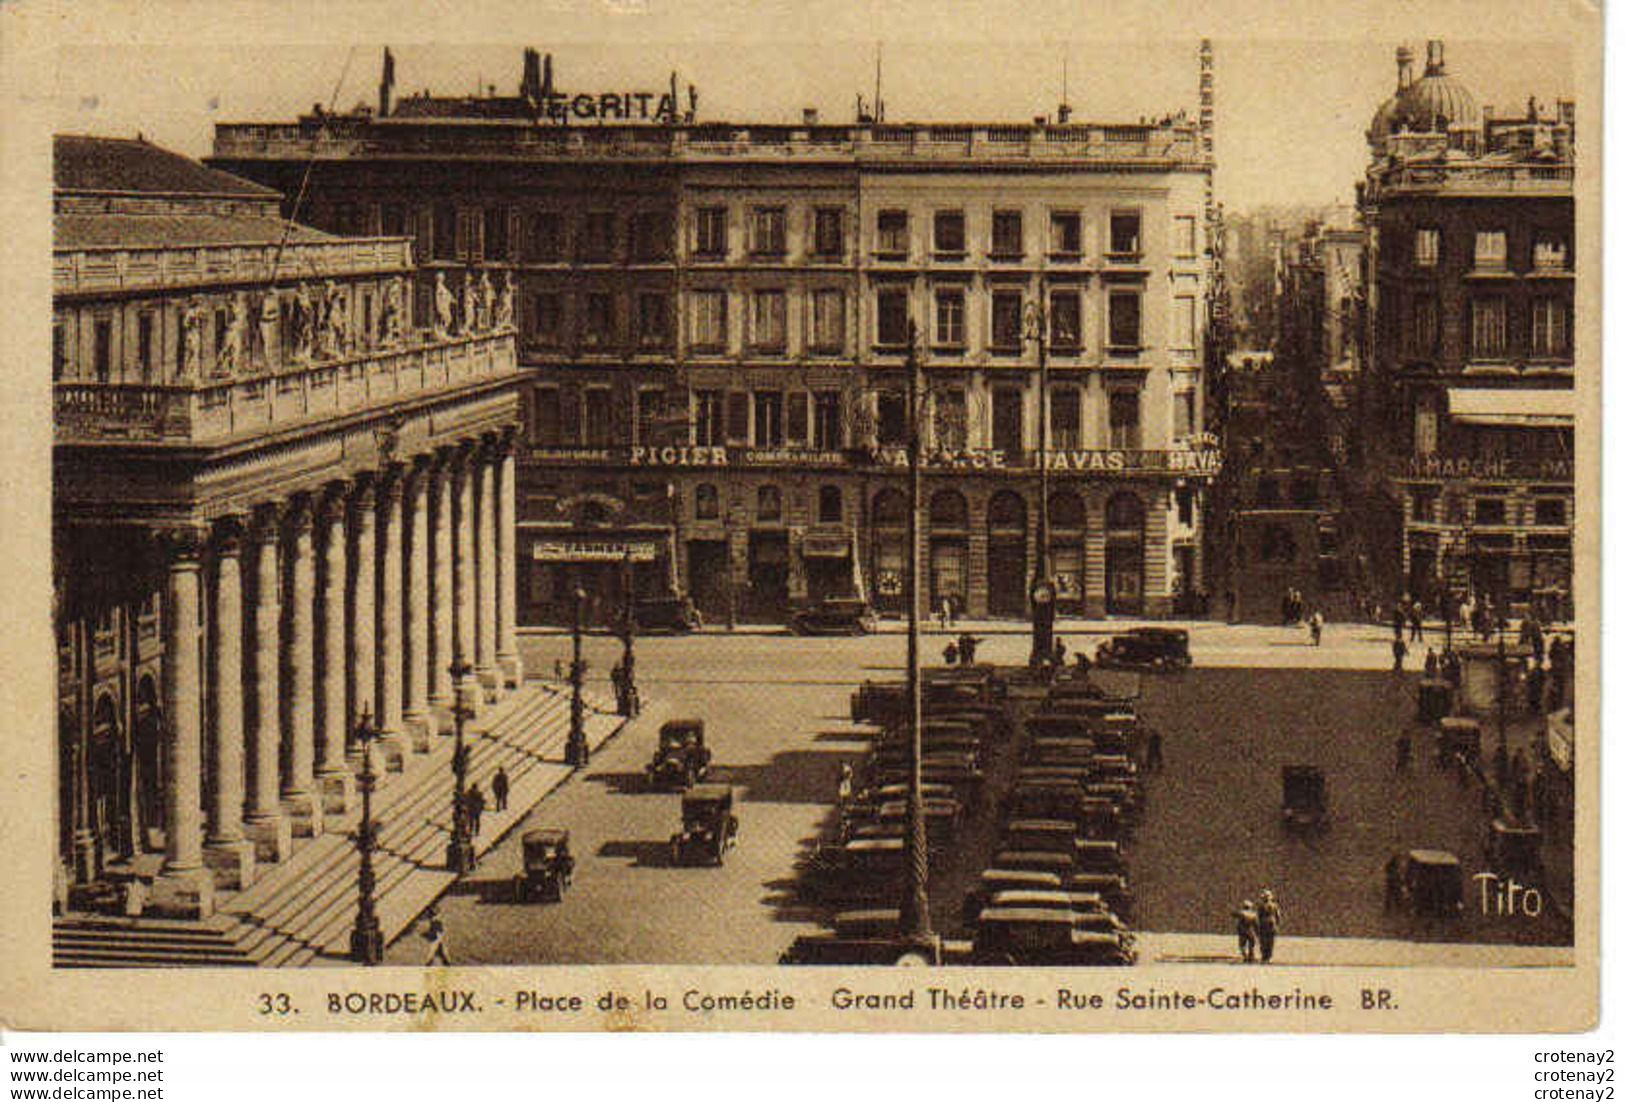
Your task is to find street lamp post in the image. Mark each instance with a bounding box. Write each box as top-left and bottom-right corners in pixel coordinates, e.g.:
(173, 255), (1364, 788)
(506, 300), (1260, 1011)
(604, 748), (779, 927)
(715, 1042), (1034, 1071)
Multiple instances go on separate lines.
(444, 663), (475, 875)
(618, 550), (639, 717)
(898, 319), (933, 956)
(349, 706), (384, 965)
(565, 586), (590, 766)
(1023, 299), (1056, 667)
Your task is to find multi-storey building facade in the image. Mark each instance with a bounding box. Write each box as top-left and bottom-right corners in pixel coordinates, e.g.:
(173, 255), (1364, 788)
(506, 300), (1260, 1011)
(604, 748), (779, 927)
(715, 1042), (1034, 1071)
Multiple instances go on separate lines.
(211, 49), (1219, 624)
(53, 136), (524, 916)
(1359, 42), (1575, 619)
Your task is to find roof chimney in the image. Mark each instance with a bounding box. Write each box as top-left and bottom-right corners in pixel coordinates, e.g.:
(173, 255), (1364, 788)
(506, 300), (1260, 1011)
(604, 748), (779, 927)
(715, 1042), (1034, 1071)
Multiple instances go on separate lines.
(1425, 39), (1445, 75)
(1395, 46), (1414, 89)
(379, 47), (395, 117)
(802, 107), (819, 126)
(521, 47), (542, 103)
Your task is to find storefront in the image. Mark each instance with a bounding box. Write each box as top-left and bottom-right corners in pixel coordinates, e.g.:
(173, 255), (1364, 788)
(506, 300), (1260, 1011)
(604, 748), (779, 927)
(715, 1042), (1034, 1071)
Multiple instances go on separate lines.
(1048, 490), (1086, 613)
(1104, 491), (1145, 615)
(869, 487), (907, 615)
(521, 531), (669, 626)
(985, 490), (1027, 618)
(928, 489), (969, 616)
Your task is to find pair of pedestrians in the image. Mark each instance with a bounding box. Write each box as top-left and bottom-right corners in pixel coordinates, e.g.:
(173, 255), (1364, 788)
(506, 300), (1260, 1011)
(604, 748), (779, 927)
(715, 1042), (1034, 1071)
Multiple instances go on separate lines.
(1233, 889), (1283, 963)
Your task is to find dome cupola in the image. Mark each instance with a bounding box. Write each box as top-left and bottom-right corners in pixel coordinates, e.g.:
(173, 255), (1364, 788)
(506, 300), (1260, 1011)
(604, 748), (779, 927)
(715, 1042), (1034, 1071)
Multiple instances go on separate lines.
(1394, 40), (1479, 134)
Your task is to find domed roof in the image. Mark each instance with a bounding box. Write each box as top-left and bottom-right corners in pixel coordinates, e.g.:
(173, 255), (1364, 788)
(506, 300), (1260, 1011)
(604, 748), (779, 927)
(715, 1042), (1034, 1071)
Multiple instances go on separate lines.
(1366, 46), (1415, 151)
(1393, 41), (1478, 133)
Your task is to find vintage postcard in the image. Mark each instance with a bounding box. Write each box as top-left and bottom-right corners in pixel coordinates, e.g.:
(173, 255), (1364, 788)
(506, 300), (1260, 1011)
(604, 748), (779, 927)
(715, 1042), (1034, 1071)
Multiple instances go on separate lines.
(0, 0), (1601, 1035)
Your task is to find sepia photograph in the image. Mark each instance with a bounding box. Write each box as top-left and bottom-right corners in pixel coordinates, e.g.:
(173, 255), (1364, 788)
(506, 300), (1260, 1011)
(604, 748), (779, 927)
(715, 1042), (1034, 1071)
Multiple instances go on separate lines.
(0, 0), (1602, 1041)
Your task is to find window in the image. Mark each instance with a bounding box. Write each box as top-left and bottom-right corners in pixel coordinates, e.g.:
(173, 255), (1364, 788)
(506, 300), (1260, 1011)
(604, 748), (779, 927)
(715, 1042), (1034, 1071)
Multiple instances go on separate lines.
(1474, 230), (1507, 270)
(1474, 498), (1507, 526)
(582, 212), (615, 261)
(1049, 291), (1081, 350)
(1051, 387), (1081, 449)
(1108, 292), (1142, 350)
(693, 207), (728, 257)
(690, 290), (728, 351)
(1176, 489), (1195, 527)
(695, 483), (720, 520)
(52, 322), (65, 379)
(1410, 488), (1439, 523)
(991, 387), (1024, 454)
(532, 387), (562, 445)
(1414, 393), (1438, 455)
(785, 391), (809, 445)
(933, 387), (967, 450)
(1109, 210), (1141, 256)
(813, 391), (842, 449)
(934, 289), (965, 347)
(877, 392), (906, 445)
(811, 289), (845, 352)
(750, 289), (787, 350)
(212, 310), (227, 365)
(693, 389), (724, 446)
(529, 293), (563, 346)
(529, 212), (564, 261)
(813, 208), (844, 257)
(876, 210), (909, 255)
(630, 211), (672, 261)
(876, 288), (910, 347)
(636, 389), (664, 444)
(1174, 295), (1198, 350)
(933, 210), (966, 255)
(1535, 498), (1567, 526)
(137, 312), (154, 379)
(1174, 389), (1196, 439)
(484, 206), (509, 260)
(1533, 234), (1569, 271)
(757, 486), (782, 521)
(1409, 294), (1438, 355)
(1531, 297), (1570, 357)
(1108, 389), (1141, 449)
(991, 210), (1024, 257)
(94, 319), (112, 382)
(1468, 297), (1507, 358)
(749, 206), (787, 256)
(991, 291), (1024, 350)
(1049, 211), (1081, 255)
(1414, 227), (1440, 268)
(818, 485), (843, 524)
(726, 391), (750, 442)
(753, 390), (784, 446)
(583, 387), (613, 446)
(1173, 214), (1198, 257)
(433, 203), (457, 260)
(456, 209), (483, 260)
(636, 293), (671, 346)
(584, 292), (615, 347)
(380, 204), (407, 237)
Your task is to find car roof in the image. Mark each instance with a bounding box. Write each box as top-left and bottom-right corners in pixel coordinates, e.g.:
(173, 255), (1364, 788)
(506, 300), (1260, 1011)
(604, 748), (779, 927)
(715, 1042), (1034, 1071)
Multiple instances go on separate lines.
(662, 719), (705, 731)
(684, 784), (732, 802)
(523, 828), (569, 845)
(1407, 848), (1461, 866)
(1005, 818), (1078, 832)
(978, 907), (1077, 925)
(978, 868), (1063, 887)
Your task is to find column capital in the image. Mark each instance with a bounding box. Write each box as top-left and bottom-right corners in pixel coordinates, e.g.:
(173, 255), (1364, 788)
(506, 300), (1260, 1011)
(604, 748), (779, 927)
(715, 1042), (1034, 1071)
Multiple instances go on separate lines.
(285, 494), (316, 534)
(350, 476), (377, 512)
(377, 464), (407, 505)
(159, 523), (211, 565)
(318, 482), (350, 525)
(212, 513), (247, 557)
(250, 502), (285, 543)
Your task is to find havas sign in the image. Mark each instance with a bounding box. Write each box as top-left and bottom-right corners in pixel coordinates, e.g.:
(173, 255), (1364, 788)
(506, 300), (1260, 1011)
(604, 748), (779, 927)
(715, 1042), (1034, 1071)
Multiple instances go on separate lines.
(870, 446), (1221, 475)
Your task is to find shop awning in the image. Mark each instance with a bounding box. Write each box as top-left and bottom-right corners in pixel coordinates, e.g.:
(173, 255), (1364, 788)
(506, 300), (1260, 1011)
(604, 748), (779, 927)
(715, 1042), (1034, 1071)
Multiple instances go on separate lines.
(1447, 387), (1573, 427)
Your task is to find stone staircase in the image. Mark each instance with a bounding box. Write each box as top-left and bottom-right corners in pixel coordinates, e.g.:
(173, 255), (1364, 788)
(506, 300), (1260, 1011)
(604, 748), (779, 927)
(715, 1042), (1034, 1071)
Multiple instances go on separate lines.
(53, 682), (628, 968)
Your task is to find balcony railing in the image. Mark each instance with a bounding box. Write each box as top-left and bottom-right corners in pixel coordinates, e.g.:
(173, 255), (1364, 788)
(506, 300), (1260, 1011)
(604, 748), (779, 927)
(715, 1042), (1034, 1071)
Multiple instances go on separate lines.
(55, 329), (517, 445)
(54, 237), (414, 297)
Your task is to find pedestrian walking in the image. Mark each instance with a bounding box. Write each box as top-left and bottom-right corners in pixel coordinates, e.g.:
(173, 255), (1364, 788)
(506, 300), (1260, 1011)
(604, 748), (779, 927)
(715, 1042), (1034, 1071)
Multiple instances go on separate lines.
(466, 782), (486, 838)
(837, 762), (854, 806)
(1394, 731), (1412, 772)
(1423, 648), (1439, 678)
(1526, 662), (1546, 714)
(1308, 609), (1323, 647)
(944, 597), (957, 629)
(1226, 589), (1237, 623)
(1256, 889), (1282, 963)
(491, 765), (509, 812)
(959, 633), (980, 665)
(1234, 900), (1259, 962)
(942, 641), (959, 666)
(1145, 730), (1164, 772)
(1054, 637), (1068, 665)
(1391, 637), (1407, 672)
(1280, 590), (1293, 626)
(423, 904), (451, 966)
(937, 598), (949, 631)
(1409, 604), (1424, 643)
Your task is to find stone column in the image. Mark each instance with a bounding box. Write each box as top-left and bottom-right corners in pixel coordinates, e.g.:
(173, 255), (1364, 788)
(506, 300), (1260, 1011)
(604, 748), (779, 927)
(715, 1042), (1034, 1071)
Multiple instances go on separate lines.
(475, 445), (501, 698)
(453, 449), (481, 714)
(403, 459), (434, 748)
(149, 528), (215, 918)
(281, 498), (323, 836)
(243, 506), (291, 863)
(349, 480), (391, 767)
(204, 518), (255, 890)
(375, 469), (410, 763)
(495, 439), (524, 687)
(315, 486), (355, 813)
(428, 456), (456, 731)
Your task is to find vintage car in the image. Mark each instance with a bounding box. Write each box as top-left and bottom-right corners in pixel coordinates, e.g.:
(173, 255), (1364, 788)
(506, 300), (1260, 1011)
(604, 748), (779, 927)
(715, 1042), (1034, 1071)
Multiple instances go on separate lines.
(1394, 848), (1465, 917)
(991, 849), (1077, 878)
(961, 868), (1069, 924)
(790, 596), (879, 636)
(779, 935), (937, 966)
(1028, 737), (1100, 767)
(987, 888), (1112, 918)
(1281, 765), (1329, 830)
(1094, 627), (1193, 672)
(634, 596), (703, 634)
(800, 837), (908, 903)
(972, 907), (1137, 966)
(646, 719), (711, 790)
(1004, 781), (1094, 829)
(669, 785), (739, 866)
(511, 828), (574, 903)
(1065, 872), (1135, 917)
(1417, 678), (1454, 724)
(1437, 717), (1483, 768)
(1485, 818), (1542, 879)
(843, 798), (962, 847)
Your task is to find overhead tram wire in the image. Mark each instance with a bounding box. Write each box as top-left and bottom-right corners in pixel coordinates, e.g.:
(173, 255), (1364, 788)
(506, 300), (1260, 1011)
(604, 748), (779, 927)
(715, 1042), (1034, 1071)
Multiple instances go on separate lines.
(267, 45), (358, 284)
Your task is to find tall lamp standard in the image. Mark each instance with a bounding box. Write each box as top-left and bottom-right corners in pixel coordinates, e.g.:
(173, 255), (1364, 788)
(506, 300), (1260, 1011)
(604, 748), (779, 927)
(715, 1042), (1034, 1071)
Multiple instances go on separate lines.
(444, 661), (476, 875)
(564, 586), (590, 766)
(349, 706), (384, 965)
(897, 319), (934, 961)
(618, 549), (639, 717)
(1023, 298), (1056, 666)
